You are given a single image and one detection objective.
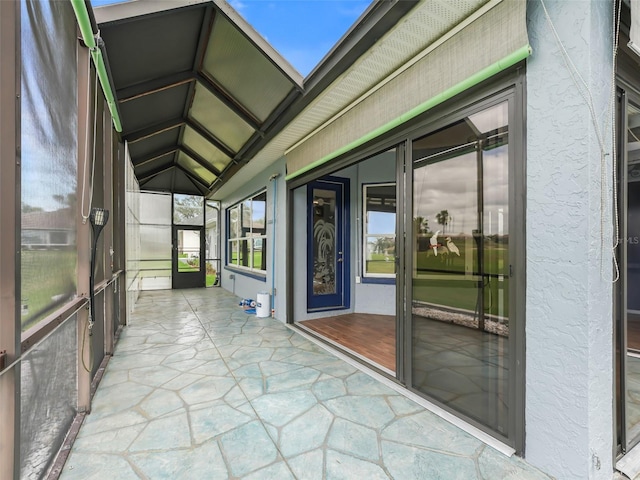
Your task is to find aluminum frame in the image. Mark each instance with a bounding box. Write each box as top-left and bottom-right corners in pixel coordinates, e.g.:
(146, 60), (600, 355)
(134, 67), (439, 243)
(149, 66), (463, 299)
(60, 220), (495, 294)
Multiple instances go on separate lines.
(0, 2), (20, 478)
(285, 65), (527, 453)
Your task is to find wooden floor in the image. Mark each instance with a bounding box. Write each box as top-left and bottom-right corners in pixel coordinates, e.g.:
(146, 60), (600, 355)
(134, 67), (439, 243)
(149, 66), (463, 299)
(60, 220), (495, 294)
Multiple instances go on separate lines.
(299, 313), (396, 372)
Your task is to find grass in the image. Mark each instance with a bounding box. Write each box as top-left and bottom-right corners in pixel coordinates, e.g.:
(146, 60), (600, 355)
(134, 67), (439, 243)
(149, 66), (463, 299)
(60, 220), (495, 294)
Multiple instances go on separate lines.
(413, 239), (509, 317)
(230, 251), (264, 269)
(412, 274), (509, 317)
(21, 249), (76, 331)
(366, 253), (396, 274)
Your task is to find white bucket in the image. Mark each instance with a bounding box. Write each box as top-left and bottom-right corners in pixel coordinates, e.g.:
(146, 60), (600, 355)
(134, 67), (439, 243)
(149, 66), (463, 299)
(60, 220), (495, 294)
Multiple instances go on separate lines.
(256, 291), (270, 318)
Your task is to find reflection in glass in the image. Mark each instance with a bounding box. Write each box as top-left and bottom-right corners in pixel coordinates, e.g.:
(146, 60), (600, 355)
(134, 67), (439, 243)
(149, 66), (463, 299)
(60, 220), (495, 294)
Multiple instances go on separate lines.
(226, 191), (267, 273)
(230, 241), (239, 266)
(626, 103), (640, 440)
(239, 239), (249, 267)
(364, 184), (396, 276)
(242, 199), (252, 231)
(312, 188), (337, 295)
(205, 201), (220, 287)
(253, 191), (267, 235)
(411, 101), (509, 436)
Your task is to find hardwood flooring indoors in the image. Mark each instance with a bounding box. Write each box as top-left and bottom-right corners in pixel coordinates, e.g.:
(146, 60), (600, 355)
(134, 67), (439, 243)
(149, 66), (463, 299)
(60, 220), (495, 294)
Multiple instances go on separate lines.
(298, 313), (396, 372)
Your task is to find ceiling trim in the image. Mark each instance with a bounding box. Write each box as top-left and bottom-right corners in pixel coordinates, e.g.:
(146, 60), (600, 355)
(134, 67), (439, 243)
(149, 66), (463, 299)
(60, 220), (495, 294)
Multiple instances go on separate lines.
(125, 118), (184, 143)
(185, 118), (235, 159)
(194, 73), (262, 132)
(180, 144), (221, 177)
(133, 146), (179, 167)
(175, 163), (210, 189)
(138, 163), (174, 183)
(117, 71), (194, 103)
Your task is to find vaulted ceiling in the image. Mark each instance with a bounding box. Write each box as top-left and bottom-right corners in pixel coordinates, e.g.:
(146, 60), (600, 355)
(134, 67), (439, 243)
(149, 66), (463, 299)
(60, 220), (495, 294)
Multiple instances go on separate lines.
(95, 0), (304, 196)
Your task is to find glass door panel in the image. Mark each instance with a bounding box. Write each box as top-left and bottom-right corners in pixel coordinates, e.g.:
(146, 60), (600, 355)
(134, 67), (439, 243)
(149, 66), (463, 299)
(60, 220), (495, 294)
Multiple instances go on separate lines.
(172, 226), (205, 288)
(307, 177), (350, 311)
(177, 229), (201, 272)
(623, 101), (640, 448)
(172, 194), (205, 289)
(205, 200), (220, 287)
(410, 100), (510, 437)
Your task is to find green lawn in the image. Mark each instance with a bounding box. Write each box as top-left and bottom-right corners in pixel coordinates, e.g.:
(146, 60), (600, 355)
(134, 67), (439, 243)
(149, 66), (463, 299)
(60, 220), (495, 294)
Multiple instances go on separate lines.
(21, 249), (76, 331)
(412, 274), (509, 317)
(366, 253), (396, 274)
(413, 239), (509, 317)
(230, 251), (263, 269)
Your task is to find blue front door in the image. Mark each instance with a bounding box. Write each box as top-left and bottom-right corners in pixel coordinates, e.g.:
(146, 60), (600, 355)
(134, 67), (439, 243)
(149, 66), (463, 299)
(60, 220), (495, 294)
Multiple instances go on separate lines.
(307, 177), (350, 311)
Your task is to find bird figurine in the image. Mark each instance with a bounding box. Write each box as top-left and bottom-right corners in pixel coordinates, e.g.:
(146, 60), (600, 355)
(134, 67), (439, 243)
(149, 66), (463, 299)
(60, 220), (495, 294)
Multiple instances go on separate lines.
(430, 230), (440, 256)
(446, 237), (460, 256)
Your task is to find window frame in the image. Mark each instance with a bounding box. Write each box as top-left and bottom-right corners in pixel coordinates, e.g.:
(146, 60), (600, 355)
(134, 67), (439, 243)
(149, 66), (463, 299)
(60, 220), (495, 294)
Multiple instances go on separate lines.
(226, 189), (267, 278)
(362, 182), (397, 283)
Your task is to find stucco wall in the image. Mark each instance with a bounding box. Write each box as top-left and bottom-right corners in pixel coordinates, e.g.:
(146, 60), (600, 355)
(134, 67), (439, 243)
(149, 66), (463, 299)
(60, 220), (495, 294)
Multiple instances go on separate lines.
(219, 158), (287, 321)
(525, 0), (613, 478)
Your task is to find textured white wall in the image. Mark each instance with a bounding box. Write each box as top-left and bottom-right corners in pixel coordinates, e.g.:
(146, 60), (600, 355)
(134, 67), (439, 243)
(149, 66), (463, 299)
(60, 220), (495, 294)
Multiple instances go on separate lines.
(526, 0), (614, 478)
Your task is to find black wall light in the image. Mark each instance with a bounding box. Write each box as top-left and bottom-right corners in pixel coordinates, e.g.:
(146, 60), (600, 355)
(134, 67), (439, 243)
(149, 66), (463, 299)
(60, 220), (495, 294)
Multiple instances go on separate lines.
(89, 207), (109, 335)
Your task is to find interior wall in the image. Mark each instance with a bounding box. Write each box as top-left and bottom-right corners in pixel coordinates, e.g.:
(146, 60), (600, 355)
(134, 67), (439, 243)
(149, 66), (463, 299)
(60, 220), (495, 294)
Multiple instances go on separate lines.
(354, 151), (396, 315)
(291, 151), (398, 320)
(525, 1), (613, 478)
(219, 158), (287, 320)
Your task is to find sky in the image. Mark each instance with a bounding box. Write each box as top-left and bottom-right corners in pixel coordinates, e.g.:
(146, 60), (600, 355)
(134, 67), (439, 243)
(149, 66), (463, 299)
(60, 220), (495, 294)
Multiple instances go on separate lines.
(91, 0), (371, 77)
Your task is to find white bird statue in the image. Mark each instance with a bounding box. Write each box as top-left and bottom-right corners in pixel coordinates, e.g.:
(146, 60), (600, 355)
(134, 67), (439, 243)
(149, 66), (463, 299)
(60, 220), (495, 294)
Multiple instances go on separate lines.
(430, 230), (440, 256)
(446, 237), (460, 256)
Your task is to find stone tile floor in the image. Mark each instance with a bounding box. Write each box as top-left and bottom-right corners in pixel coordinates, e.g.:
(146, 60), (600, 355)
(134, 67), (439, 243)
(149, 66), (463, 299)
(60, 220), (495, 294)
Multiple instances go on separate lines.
(60, 288), (552, 480)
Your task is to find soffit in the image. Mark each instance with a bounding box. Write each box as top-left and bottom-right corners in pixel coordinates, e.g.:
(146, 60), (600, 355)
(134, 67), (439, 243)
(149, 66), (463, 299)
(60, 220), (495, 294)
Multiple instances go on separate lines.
(212, 0), (491, 199)
(95, 0), (303, 197)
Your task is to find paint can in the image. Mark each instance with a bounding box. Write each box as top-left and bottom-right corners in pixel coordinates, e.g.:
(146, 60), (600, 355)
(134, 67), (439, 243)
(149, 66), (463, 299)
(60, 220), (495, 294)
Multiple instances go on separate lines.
(256, 291), (270, 318)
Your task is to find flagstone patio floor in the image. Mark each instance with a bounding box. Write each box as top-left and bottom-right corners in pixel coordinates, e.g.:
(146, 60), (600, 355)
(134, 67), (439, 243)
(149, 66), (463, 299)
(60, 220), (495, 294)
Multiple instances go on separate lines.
(59, 288), (551, 480)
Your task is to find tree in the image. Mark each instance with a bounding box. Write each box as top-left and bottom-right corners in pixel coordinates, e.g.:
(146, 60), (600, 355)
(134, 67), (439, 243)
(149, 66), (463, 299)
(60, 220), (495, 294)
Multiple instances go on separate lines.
(413, 216), (429, 234)
(436, 210), (449, 234)
(21, 202), (43, 214)
(173, 195), (203, 224)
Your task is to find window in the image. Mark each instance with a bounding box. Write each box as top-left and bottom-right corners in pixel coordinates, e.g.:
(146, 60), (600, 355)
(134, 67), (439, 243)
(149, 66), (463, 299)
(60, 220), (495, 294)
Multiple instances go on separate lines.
(363, 183), (396, 278)
(227, 190), (267, 274)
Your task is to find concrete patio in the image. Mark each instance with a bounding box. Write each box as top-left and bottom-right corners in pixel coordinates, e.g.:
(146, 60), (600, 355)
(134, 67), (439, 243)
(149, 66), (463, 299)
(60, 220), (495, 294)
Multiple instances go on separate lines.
(59, 288), (551, 479)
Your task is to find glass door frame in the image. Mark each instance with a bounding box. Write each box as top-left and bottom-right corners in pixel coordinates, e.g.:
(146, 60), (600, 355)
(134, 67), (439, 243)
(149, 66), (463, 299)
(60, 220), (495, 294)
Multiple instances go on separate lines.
(205, 200), (221, 287)
(172, 225), (205, 289)
(615, 79), (640, 454)
(403, 83), (525, 451)
(285, 68), (526, 452)
(306, 176), (350, 312)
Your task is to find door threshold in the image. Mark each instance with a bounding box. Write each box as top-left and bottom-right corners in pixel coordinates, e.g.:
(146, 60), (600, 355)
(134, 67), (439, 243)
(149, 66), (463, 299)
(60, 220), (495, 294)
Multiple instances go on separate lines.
(617, 442), (640, 479)
(295, 322), (395, 376)
(288, 323), (516, 458)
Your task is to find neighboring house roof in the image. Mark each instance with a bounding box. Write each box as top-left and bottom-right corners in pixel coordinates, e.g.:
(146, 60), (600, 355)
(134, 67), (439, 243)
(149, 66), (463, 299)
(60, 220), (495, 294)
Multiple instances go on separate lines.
(22, 207), (75, 231)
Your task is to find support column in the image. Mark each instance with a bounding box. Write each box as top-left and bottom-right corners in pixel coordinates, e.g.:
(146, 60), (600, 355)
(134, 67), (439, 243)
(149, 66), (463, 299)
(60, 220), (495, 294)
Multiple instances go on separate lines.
(525, 1), (614, 478)
(0, 2), (20, 478)
(77, 44), (92, 412)
(103, 110), (114, 355)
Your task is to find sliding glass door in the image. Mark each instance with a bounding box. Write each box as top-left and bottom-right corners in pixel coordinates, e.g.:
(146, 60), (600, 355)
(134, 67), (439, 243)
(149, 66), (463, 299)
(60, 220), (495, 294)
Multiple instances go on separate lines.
(616, 86), (640, 452)
(410, 100), (512, 439)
